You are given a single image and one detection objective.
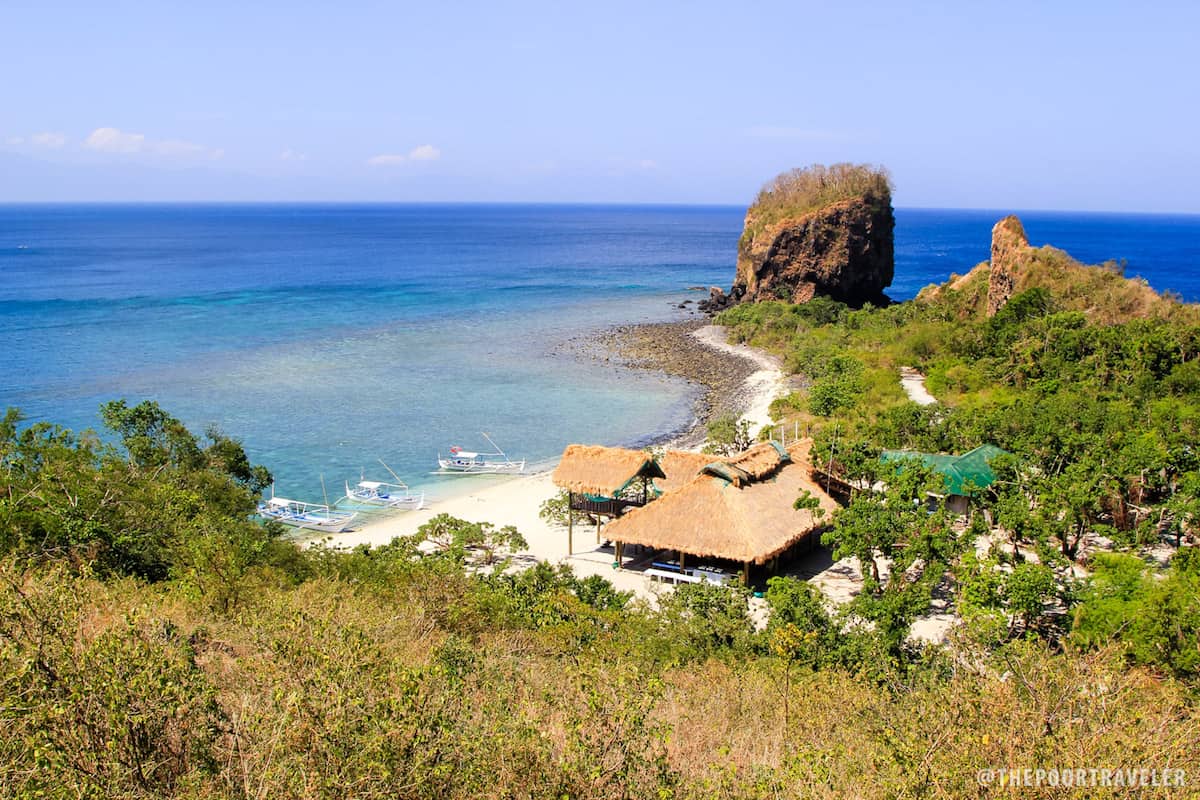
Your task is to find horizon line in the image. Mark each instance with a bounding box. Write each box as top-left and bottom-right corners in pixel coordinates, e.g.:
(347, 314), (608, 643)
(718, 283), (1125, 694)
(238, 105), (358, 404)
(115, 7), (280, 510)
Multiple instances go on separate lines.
(1, 200), (1198, 218)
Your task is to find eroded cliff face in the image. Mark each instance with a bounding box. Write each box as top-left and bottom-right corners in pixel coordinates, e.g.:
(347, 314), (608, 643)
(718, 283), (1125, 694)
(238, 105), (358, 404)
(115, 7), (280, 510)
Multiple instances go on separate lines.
(986, 215), (1031, 316)
(720, 193), (895, 308)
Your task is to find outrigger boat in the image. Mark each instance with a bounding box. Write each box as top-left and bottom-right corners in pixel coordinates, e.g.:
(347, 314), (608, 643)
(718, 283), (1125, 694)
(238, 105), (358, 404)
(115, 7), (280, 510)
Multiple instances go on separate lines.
(344, 460), (425, 510)
(257, 495), (357, 533)
(437, 433), (526, 474)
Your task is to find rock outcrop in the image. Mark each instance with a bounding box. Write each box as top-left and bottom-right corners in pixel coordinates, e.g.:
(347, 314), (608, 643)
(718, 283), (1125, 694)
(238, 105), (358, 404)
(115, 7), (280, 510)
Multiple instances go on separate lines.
(986, 215), (1032, 316)
(728, 193), (895, 308)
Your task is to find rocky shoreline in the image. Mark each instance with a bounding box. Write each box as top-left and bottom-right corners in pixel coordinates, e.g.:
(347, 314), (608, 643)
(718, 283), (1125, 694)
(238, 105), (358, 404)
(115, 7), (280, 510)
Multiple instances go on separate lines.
(578, 318), (765, 449)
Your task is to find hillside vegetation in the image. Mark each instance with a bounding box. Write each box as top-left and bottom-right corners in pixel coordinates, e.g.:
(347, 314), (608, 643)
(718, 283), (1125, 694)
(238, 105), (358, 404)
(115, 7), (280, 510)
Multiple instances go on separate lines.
(3, 227), (1200, 796)
(719, 227), (1200, 675)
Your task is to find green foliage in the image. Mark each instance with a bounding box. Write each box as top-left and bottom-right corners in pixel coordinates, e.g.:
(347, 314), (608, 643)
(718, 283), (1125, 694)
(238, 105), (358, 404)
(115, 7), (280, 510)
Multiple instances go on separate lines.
(1072, 551), (1200, 678)
(0, 403), (285, 605)
(702, 412), (752, 455)
(654, 581), (758, 661)
(415, 513), (528, 566)
(1003, 562), (1058, 632)
(538, 488), (572, 527)
(0, 563), (222, 797)
(807, 355), (867, 416)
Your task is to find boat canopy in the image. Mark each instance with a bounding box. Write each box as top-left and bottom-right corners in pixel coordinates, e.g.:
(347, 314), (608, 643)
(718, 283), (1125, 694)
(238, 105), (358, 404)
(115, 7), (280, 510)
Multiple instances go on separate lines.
(357, 481), (383, 489)
(452, 451), (480, 459)
(268, 497), (293, 508)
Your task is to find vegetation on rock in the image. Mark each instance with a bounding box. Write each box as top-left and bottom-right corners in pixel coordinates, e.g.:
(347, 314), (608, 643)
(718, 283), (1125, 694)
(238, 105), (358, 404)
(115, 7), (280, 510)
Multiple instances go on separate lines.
(732, 164), (895, 307)
(742, 163), (893, 243)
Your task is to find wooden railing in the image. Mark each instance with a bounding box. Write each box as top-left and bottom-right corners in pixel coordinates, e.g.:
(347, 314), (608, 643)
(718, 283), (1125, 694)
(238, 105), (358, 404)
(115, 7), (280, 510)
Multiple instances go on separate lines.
(569, 494), (646, 517)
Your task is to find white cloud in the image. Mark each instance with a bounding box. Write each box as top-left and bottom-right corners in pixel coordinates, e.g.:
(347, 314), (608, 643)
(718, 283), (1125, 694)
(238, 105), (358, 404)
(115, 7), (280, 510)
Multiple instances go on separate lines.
(30, 132), (67, 149)
(367, 144), (441, 166)
(85, 127), (146, 153)
(83, 126), (222, 159)
(279, 148), (308, 162)
(407, 144), (440, 161)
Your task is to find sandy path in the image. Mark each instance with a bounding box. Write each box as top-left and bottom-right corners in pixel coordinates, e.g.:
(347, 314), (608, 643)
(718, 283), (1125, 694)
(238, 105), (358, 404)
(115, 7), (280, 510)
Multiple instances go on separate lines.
(899, 366), (937, 406)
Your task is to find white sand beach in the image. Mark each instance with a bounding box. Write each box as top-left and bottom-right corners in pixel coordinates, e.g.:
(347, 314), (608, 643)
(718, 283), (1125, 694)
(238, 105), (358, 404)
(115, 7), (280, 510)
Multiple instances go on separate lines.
(298, 322), (947, 640)
(312, 324), (788, 598)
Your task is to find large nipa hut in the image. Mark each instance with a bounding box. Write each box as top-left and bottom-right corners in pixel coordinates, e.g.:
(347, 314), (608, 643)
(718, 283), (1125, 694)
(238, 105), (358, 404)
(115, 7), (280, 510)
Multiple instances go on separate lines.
(552, 439), (838, 583)
(607, 440), (837, 584)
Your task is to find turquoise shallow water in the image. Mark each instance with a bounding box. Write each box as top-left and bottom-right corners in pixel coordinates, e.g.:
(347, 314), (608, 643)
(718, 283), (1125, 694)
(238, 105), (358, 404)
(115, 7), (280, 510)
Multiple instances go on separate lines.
(1, 204), (735, 501)
(3, 203), (1199, 502)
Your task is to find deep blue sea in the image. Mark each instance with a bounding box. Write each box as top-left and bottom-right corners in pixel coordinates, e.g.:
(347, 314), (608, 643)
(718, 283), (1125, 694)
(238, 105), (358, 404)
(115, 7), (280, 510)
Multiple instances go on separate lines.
(2, 204), (1198, 502)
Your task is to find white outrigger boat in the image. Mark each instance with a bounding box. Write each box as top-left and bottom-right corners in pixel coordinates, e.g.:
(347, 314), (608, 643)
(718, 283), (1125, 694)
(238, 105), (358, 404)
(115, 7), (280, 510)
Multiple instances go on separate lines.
(344, 460), (425, 510)
(437, 433), (526, 474)
(257, 496), (357, 533)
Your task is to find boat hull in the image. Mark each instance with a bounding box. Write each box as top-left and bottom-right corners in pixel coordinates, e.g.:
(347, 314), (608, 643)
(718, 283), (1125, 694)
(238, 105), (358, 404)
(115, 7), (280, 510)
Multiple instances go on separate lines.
(258, 505), (357, 533)
(344, 480), (425, 510)
(345, 492), (425, 510)
(436, 458), (526, 475)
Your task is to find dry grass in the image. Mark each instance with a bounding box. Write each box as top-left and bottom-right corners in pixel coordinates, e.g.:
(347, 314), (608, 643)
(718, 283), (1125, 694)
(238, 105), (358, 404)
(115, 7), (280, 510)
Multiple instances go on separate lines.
(3, 561), (1199, 799)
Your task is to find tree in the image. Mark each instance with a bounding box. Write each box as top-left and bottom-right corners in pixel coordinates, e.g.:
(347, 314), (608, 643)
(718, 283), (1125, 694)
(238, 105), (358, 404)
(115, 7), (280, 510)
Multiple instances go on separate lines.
(0, 403), (283, 600)
(415, 513), (528, 567)
(703, 413), (752, 456)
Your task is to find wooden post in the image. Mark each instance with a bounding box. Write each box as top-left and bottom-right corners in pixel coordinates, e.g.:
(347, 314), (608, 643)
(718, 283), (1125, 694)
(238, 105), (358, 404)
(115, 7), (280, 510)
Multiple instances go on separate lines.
(742, 561), (751, 585)
(615, 541), (623, 568)
(595, 515), (601, 543)
(567, 494), (574, 556)
(679, 551), (686, 573)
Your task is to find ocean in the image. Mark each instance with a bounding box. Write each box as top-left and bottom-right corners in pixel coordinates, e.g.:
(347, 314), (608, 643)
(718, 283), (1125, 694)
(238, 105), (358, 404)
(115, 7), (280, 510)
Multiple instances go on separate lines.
(2, 204), (1198, 502)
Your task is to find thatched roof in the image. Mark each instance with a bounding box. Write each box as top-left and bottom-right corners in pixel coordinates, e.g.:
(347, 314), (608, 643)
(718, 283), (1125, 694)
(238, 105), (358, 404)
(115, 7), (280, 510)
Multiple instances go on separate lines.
(551, 444), (664, 497)
(605, 440), (839, 565)
(700, 441), (789, 487)
(654, 450), (718, 494)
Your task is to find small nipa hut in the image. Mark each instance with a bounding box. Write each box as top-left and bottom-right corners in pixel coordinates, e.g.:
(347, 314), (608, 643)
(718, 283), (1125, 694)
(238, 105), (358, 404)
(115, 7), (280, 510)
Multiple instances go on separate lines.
(603, 439), (839, 584)
(880, 444), (1008, 514)
(550, 445), (665, 554)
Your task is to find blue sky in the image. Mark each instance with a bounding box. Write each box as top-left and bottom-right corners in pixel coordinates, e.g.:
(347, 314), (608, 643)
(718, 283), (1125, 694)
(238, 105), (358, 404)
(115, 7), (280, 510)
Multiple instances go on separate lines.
(2, 0), (1198, 210)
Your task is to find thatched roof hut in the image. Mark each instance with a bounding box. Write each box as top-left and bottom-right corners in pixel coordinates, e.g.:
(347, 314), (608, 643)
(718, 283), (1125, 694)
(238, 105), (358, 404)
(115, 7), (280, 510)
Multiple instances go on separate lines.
(604, 440), (838, 566)
(653, 450), (718, 494)
(551, 444), (664, 498)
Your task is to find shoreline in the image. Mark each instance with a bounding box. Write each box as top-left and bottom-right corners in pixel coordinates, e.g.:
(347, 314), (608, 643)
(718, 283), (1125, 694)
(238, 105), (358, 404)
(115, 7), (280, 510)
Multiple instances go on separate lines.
(309, 322), (786, 594)
(583, 318), (781, 449)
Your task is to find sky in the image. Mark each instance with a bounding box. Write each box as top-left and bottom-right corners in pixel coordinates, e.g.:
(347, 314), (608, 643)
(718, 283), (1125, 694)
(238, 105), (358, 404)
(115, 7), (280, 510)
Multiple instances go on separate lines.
(2, 0), (1199, 211)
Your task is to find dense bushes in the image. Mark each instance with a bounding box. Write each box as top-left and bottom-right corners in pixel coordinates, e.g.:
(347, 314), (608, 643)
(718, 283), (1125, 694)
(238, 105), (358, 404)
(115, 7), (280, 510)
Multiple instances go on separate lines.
(719, 269), (1200, 681)
(3, 297), (1200, 800)
(2, 552), (1197, 799)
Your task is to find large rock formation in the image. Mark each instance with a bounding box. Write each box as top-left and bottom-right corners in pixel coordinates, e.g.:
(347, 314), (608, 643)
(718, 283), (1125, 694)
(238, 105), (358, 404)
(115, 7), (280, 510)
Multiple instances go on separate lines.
(986, 215), (1031, 316)
(725, 192), (894, 308)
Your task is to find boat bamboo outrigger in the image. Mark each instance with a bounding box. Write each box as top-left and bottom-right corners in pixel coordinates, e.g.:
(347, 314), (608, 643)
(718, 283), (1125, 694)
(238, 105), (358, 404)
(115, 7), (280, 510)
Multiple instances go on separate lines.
(257, 494), (357, 533)
(344, 460), (425, 509)
(437, 433), (526, 474)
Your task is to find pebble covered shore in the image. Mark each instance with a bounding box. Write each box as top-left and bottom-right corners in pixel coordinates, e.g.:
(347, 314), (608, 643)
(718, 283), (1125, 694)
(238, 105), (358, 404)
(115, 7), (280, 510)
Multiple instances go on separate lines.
(567, 317), (764, 449)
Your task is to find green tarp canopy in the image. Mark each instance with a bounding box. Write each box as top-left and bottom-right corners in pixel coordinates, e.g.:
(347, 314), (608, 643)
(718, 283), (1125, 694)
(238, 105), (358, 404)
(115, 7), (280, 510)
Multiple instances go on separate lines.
(879, 444), (1008, 496)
